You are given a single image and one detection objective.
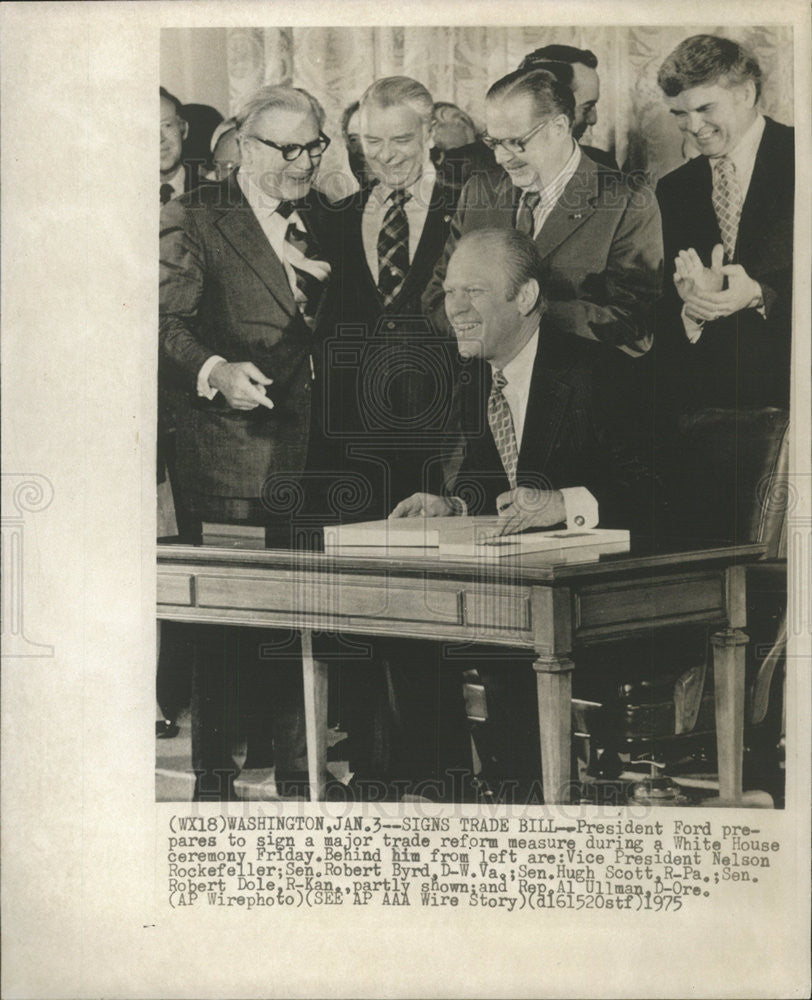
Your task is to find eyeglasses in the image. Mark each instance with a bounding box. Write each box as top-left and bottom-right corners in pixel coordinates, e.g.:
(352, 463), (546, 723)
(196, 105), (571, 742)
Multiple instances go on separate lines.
(482, 118), (551, 155)
(248, 131), (331, 162)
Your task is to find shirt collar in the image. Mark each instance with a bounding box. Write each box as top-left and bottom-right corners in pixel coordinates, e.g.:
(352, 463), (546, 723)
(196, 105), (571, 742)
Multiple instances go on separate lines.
(237, 168), (281, 217)
(164, 164), (185, 197)
(523, 140), (581, 202)
(717, 112), (765, 176)
(370, 157), (437, 209)
(493, 326), (540, 387)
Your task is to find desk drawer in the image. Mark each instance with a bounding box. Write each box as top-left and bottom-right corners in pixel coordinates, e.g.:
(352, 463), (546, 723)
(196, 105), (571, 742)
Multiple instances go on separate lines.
(194, 572), (462, 624)
(575, 572), (725, 639)
(157, 572), (193, 606)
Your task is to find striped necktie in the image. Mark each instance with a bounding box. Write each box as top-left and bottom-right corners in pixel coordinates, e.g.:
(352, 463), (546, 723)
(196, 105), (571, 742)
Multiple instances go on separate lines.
(488, 369), (518, 489)
(711, 156), (743, 262)
(516, 190), (541, 236)
(377, 189), (411, 306)
(277, 201), (331, 328)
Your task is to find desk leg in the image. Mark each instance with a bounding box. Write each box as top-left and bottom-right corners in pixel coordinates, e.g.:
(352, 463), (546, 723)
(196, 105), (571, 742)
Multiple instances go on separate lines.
(534, 655), (574, 804)
(711, 628), (748, 805)
(301, 630), (327, 801)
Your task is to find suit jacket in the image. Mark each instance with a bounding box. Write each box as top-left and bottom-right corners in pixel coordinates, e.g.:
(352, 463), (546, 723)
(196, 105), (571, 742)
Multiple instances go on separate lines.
(444, 330), (659, 534)
(325, 176), (463, 512)
(422, 153), (663, 358)
(655, 116), (794, 410)
(159, 172), (337, 518)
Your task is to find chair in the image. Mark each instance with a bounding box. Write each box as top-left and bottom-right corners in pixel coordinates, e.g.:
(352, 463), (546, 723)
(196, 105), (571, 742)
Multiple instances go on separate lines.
(571, 407), (789, 798)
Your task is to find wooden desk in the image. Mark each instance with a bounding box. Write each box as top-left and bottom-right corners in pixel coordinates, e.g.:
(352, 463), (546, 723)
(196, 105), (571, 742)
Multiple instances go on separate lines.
(157, 541), (765, 804)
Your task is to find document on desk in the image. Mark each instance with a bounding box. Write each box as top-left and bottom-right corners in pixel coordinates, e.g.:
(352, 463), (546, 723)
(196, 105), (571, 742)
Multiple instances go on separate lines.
(323, 517), (629, 557)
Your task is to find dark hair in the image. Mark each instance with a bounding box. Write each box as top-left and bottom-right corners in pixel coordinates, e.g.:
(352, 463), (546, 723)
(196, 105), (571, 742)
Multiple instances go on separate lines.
(455, 228), (545, 306)
(657, 34), (762, 101)
(341, 100), (360, 139)
(516, 59), (574, 88)
(520, 44), (598, 70)
(160, 86), (184, 117)
(360, 76), (435, 127)
(486, 68), (575, 124)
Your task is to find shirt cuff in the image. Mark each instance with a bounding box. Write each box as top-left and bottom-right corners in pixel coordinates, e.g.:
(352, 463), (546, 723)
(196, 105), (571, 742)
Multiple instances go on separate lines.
(559, 487), (598, 529)
(197, 355), (227, 399)
(681, 304), (705, 344)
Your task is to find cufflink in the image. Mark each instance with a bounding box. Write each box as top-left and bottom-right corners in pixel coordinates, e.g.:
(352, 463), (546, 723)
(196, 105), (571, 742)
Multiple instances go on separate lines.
(574, 515), (585, 527)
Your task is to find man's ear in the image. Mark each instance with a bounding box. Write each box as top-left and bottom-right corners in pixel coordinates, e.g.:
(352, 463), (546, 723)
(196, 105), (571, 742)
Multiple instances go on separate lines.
(181, 119), (189, 140)
(516, 278), (541, 316)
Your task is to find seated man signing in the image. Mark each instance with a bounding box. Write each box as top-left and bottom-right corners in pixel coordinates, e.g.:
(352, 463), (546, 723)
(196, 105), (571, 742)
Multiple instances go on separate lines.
(389, 229), (658, 800)
(392, 227), (653, 536)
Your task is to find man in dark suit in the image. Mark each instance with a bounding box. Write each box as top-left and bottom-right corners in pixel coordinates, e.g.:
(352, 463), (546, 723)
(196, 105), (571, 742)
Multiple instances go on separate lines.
(391, 229), (658, 800)
(327, 76), (461, 517)
(160, 84), (337, 800)
(655, 34), (793, 412)
(423, 68), (662, 362)
(518, 43), (618, 169)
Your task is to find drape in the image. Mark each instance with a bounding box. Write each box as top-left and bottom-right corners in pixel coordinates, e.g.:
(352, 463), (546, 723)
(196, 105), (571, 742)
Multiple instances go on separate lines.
(198, 24), (793, 200)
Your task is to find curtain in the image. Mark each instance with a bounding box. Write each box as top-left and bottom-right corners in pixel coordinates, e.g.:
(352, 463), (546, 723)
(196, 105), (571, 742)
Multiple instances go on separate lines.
(218, 24), (793, 201)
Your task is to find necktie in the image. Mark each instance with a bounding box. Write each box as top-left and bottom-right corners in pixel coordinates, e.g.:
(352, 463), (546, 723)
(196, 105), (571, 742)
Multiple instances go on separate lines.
(277, 201), (331, 328)
(160, 183), (174, 205)
(711, 156), (743, 262)
(377, 189), (411, 306)
(488, 369), (519, 489)
(515, 190), (541, 236)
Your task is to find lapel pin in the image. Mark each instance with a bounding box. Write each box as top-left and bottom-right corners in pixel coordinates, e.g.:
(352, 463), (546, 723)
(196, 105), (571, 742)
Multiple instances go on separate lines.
(569, 212), (584, 219)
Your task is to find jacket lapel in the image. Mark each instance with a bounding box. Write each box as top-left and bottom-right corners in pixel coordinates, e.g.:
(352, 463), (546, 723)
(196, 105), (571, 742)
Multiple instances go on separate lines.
(213, 173), (297, 320)
(736, 117), (778, 258)
(517, 336), (575, 474)
(533, 152), (599, 260)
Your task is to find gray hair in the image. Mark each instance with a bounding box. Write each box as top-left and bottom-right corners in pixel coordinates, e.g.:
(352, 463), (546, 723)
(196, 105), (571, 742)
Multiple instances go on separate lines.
(359, 76), (435, 128)
(235, 85), (326, 137)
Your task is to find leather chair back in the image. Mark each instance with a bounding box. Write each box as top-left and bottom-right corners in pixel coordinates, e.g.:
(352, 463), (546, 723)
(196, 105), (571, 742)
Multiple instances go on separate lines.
(661, 407), (789, 558)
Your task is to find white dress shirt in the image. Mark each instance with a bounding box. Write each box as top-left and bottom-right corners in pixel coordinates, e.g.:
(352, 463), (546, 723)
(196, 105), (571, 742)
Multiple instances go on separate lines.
(453, 329), (598, 528)
(682, 113), (766, 343)
(196, 170), (326, 398)
(361, 160), (437, 283)
(519, 141), (582, 237)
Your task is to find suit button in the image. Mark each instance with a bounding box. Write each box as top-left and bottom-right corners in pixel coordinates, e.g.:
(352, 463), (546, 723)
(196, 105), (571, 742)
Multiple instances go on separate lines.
(386, 321), (395, 330)
(574, 515), (585, 527)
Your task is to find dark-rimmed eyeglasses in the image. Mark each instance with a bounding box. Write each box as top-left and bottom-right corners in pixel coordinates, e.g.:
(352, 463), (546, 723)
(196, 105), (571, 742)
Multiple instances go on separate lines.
(248, 132), (331, 162)
(482, 118), (551, 155)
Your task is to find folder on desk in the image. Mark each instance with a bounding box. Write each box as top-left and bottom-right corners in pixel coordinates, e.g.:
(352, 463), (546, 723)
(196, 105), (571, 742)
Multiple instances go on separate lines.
(323, 517), (629, 558)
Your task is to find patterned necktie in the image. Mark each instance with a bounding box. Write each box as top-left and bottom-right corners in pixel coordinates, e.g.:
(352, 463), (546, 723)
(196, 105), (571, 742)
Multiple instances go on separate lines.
(277, 201), (331, 328)
(515, 190), (541, 236)
(711, 156), (743, 262)
(488, 369), (519, 489)
(377, 189), (411, 306)
(160, 183), (174, 205)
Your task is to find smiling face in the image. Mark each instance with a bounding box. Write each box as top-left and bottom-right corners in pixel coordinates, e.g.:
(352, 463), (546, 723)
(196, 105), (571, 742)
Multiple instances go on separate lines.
(666, 78), (758, 158)
(485, 91), (570, 190)
(443, 239), (529, 368)
(570, 63), (600, 140)
(239, 107), (322, 200)
(160, 96), (188, 176)
(360, 102), (431, 189)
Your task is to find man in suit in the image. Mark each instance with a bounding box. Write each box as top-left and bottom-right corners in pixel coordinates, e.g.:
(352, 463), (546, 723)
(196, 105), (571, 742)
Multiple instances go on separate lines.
(160, 84), (336, 800)
(391, 229), (658, 800)
(518, 43), (618, 169)
(327, 76), (461, 517)
(423, 68), (662, 362)
(655, 34), (793, 412)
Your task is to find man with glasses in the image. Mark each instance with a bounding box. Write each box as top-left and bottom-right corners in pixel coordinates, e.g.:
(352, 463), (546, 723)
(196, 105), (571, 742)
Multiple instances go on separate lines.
(423, 68), (662, 361)
(159, 85), (337, 800)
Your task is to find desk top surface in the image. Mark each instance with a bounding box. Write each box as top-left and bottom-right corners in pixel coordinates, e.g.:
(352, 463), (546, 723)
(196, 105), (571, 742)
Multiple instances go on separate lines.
(158, 538), (768, 584)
